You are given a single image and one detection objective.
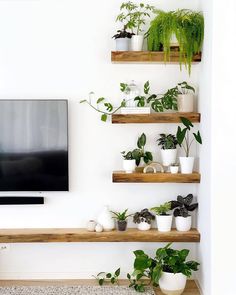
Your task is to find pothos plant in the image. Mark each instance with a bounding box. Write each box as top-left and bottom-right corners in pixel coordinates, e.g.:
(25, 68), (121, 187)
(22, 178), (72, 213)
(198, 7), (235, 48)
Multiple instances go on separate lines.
(122, 133), (153, 166)
(176, 117), (202, 157)
(94, 268), (121, 286)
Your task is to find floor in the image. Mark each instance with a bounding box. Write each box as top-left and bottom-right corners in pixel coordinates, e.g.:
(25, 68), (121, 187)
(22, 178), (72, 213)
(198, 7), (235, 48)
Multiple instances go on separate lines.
(0, 279), (200, 294)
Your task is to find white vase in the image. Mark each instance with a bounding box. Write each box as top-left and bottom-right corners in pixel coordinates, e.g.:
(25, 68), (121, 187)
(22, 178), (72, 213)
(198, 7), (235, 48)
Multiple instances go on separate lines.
(170, 166), (179, 174)
(115, 38), (130, 51)
(159, 272), (187, 295)
(97, 206), (115, 231)
(86, 220), (97, 232)
(95, 223), (103, 233)
(156, 215), (173, 232)
(137, 221), (151, 231)
(176, 216), (192, 232)
(123, 159), (136, 173)
(161, 149), (177, 167)
(177, 94), (194, 112)
(130, 35), (144, 51)
(179, 157), (194, 174)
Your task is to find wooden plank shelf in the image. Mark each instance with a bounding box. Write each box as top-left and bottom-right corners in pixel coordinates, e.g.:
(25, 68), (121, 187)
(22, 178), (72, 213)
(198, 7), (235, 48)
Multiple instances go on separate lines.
(113, 171), (201, 183)
(111, 51), (201, 63)
(112, 112), (200, 124)
(0, 228), (200, 243)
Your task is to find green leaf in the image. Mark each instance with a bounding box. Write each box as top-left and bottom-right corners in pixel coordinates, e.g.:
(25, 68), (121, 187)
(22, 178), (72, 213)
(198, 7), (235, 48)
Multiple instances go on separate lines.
(120, 83), (127, 92)
(179, 249), (190, 262)
(144, 81), (150, 95)
(177, 127), (187, 145)
(115, 268), (120, 277)
(193, 131), (202, 144)
(137, 133), (146, 149)
(134, 255), (151, 270)
(134, 250), (145, 257)
(111, 277), (115, 284)
(97, 97), (105, 104)
(121, 99), (126, 107)
(106, 273), (112, 278)
(80, 99), (87, 103)
(180, 117), (193, 130)
(101, 114), (107, 122)
(104, 102), (113, 112)
(127, 273), (131, 280)
(98, 278), (104, 286)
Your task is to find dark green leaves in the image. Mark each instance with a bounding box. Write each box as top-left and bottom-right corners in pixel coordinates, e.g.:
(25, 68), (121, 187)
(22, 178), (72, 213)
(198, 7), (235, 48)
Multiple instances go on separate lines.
(180, 117), (193, 130)
(94, 268), (121, 286)
(101, 114), (107, 122)
(97, 97), (105, 104)
(104, 103), (113, 112)
(193, 131), (202, 144)
(144, 81), (150, 94)
(120, 83), (128, 92)
(137, 133), (146, 149)
(134, 96), (146, 107)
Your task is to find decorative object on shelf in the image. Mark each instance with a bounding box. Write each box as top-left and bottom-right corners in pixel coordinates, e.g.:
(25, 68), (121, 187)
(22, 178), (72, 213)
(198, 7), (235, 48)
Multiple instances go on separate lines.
(157, 133), (178, 167)
(171, 194), (198, 232)
(123, 80), (140, 107)
(121, 151), (136, 173)
(94, 268), (121, 286)
(97, 206), (115, 231)
(151, 202), (172, 232)
(146, 9), (204, 74)
(86, 220), (97, 232)
(170, 163), (179, 174)
(116, 2), (155, 51)
(143, 162), (164, 174)
(113, 30), (134, 51)
(95, 223), (103, 233)
(133, 208), (155, 231)
(120, 107), (150, 114)
(111, 209), (132, 231)
(177, 82), (195, 112)
(176, 117), (202, 173)
(128, 243), (200, 293)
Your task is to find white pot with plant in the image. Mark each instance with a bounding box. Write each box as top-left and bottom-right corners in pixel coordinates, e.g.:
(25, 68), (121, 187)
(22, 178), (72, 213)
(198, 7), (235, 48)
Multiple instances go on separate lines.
(171, 194), (198, 232)
(111, 209), (132, 231)
(133, 208), (155, 231)
(170, 163), (179, 174)
(121, 151), (136, 173)
(177, 82), (195, 112)
(151, 202), (172, 232)
(177, 117), (202, 174)
(157, 133), (178, 167)
(130, 243), (200, 294)
(113, 29), (134, 51)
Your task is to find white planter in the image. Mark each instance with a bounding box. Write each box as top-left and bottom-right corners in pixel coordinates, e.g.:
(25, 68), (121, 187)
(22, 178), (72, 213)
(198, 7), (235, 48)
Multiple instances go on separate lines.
(123, 159), (136, 173)
(161, 149), (177, 167)
(115, 38), (130, 51)
(86, 220), (97, 232)
(156, 215), (173, 232)
(179, 157), (194, 174)
(130, 35), (144, 51)
(137, 221), (151, 231)
(159, 272), (187, 295)
(170, 33), (179, 47)
(177, 94), (194, 112)
(170, 166), (179, 174)
(97, 206), (115, 231)
(176, 216), (192, 232)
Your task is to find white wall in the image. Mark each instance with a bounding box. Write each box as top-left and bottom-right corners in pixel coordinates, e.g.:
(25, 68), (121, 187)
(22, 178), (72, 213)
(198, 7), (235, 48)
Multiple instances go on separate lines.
(0, 0), (201, 279)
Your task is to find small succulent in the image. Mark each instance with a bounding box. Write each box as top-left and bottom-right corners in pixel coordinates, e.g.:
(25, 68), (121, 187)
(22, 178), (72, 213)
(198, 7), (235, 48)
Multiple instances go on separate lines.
(111, 209), (132, 221)
(133, 209), (155, 224)
(157, 133), (178, 150)
(151, 202), (171, 216)
(170, 194), (198, 217)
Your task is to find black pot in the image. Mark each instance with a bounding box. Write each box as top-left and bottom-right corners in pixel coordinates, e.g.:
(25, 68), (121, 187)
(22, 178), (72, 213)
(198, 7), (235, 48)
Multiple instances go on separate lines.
(117, 220), (127, 231)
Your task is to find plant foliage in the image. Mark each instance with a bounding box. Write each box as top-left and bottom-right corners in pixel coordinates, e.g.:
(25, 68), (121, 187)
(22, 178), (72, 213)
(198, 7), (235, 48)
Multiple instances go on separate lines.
(157, 133), (178, 150)
(151, 202), (171, 216)
(170, 194), (198, 217)
(94, 268), (121, 286)
(111, 209), (132, 221)
(133, 208), (155, 224)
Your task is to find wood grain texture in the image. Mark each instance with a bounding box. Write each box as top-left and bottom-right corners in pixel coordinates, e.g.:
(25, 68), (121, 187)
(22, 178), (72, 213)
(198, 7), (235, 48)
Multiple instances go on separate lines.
(0, 279), (200, 295)
(112, 171), (201, 183)
(0, 228), (200, 243)
(112, 113), (200, 124)
(111, 51), (201, 63)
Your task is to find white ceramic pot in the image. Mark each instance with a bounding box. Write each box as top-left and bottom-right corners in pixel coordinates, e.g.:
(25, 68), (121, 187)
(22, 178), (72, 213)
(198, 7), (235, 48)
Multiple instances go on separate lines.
(115, 38), (130, 51)
(161, 149), (177, 167)
(123, 159), (136, 173)
(177, 94), (194, 112)
(176, 216), (192, 232)
(179, 157), (194, 174)
(130, 35), (144, 51)
(95, 223), (103, 233)
(156, 215), (173, 232)
(170, 33), (179, 47)
(137, 221), (151, 231)
(159, 272), (187, 295)
(170, 166), (179, 174)
(97, 206), (115, 231)
(86, 220), (97, 232)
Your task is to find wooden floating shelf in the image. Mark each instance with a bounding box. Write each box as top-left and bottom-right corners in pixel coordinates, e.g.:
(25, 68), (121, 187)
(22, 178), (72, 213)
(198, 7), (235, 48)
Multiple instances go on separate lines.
(111, 51), (201, 63)
(113, 171), (201, 183)
(0, 228), (200, 243)
(112, 112), (200, 124)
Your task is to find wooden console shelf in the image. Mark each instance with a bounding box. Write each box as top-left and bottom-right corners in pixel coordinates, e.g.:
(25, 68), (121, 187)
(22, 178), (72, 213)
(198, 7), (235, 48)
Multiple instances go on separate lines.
(113, 171), (200, 183)
(0, 228), (200, 243)
(112, 112), (200, 124)
(111, 51), (201, 63)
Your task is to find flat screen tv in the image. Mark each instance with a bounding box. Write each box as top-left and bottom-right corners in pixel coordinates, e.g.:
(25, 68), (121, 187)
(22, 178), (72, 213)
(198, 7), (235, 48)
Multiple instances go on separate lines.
(0, 100), (68, 191)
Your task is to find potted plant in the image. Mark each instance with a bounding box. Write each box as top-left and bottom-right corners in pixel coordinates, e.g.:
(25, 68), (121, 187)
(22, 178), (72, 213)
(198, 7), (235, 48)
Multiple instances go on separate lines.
(157, 134), (178, 167)
(171, 194), (198, 232)
(121, 151), (136, 173)
(170, 162), (179, 174)
(177, 82), (195, 112)
(151, 202), (172, 232)
(146, 9), (204, 74)
(111, 209), (132, 231)
(176, 117), (202, 173)
(128, 243), (200, 294)
(112, 29), (134, 51)
(133, 208), (155, 231)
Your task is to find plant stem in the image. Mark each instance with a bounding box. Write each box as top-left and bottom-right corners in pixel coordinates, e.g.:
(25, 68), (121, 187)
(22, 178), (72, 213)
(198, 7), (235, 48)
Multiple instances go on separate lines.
(84, 101), (123, 116)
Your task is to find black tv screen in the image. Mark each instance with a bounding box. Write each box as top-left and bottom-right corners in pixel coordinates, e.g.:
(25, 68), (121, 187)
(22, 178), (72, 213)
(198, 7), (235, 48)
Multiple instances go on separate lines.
(0, 100), (68, 191)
